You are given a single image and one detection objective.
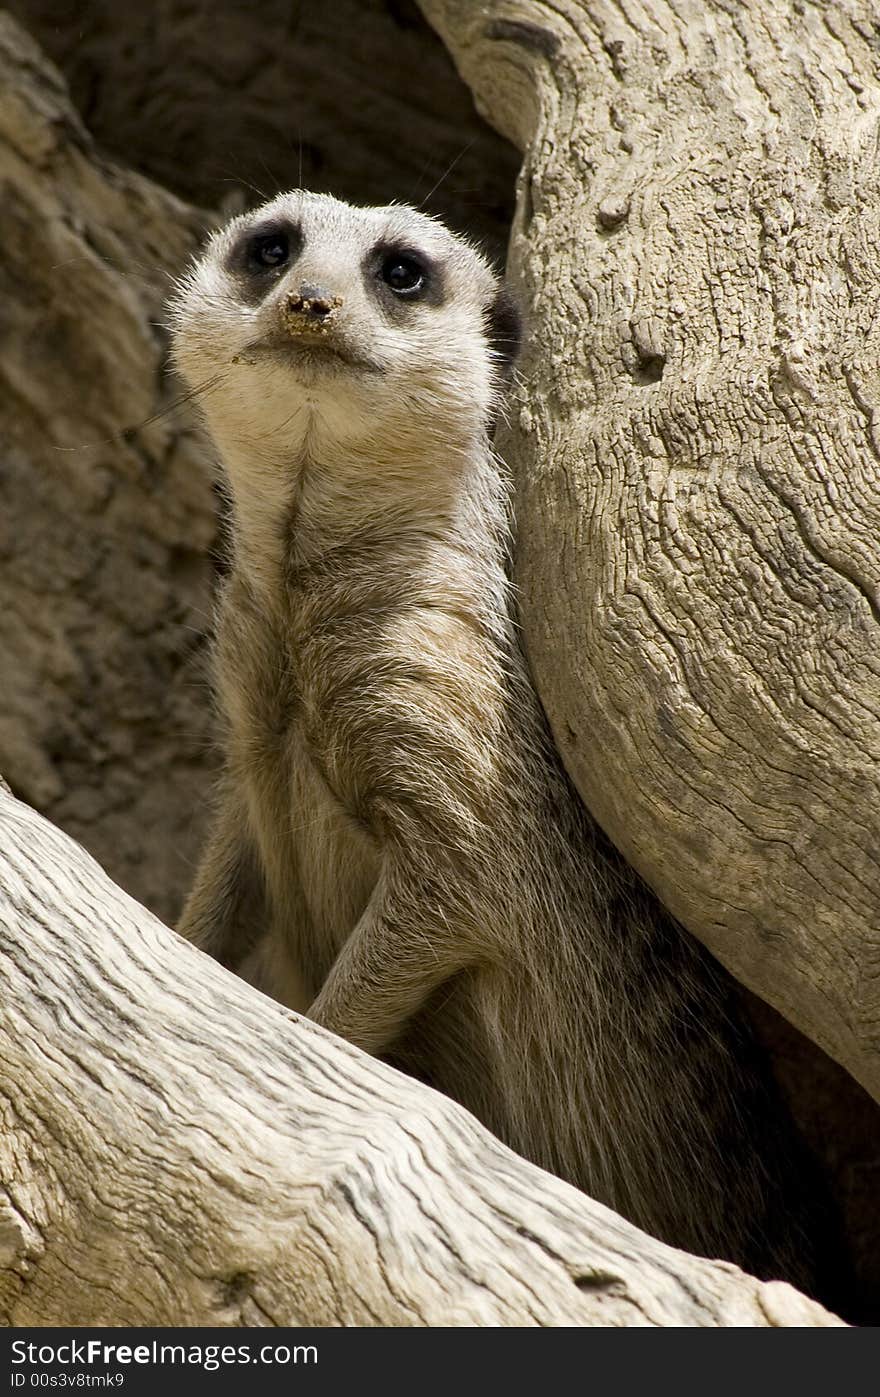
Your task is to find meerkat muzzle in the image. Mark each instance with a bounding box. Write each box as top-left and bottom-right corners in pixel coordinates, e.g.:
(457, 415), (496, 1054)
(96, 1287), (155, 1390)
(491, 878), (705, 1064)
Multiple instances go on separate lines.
(281, 284), (344, 335)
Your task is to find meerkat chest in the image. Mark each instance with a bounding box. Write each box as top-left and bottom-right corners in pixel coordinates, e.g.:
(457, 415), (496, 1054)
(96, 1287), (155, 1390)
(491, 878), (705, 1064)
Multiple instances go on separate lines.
(216, 588), (379, 953)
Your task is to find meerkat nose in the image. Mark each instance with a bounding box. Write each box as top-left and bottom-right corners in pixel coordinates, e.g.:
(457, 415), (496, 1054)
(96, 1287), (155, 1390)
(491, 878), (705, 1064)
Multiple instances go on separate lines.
(285, 285), (342, 319)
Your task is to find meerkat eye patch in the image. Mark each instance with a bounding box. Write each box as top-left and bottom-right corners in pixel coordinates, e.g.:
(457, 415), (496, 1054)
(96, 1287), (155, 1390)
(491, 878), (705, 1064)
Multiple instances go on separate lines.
(226, 219), (302, 281)
(249, 230), (290, 270)
(368, 242), (444, 309)
(380, 251), (427, 296)
(487, 287), (522, 373)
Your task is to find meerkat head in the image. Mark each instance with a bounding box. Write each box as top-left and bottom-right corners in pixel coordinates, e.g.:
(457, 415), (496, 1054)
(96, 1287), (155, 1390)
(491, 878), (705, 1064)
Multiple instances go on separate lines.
(168, 190), (520, 465)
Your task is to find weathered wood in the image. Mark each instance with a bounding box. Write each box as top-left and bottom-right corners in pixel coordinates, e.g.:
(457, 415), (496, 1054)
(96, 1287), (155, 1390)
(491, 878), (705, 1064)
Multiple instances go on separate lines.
(0, 12), (216, 925)
(0, 788), (841, 1326)
(419, 0), (880, 1103)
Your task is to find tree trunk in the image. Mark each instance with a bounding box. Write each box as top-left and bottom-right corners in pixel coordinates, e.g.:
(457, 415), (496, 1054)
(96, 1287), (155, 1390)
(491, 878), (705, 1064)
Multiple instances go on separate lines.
(0, 12), (217, 927)
(419, 0), (880, 1104)
(0, 786), (841, 1326)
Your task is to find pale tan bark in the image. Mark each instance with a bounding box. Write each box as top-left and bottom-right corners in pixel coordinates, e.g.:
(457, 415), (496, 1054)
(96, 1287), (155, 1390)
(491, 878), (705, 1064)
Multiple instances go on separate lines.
(419, 0), (880, 1103)
(0, 787), (842, 1326)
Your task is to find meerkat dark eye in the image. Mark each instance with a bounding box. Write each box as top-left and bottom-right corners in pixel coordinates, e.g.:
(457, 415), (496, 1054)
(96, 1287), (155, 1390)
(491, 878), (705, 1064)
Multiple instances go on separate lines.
(248, 231), (290, 271)
(380, 253), (426, 297)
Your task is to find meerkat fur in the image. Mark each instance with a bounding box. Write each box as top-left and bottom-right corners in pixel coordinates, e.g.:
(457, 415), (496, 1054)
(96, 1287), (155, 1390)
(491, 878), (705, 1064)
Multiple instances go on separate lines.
(170, 190), (830, 1292)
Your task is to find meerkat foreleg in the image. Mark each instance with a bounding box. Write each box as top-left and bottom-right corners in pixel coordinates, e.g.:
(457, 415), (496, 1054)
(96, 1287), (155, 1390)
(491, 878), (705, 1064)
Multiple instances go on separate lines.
(306, 857), (477, 1055)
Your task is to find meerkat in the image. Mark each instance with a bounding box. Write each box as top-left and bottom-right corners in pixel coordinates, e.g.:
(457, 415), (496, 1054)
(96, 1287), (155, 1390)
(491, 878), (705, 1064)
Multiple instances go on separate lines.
(169, 189), (831, 1294)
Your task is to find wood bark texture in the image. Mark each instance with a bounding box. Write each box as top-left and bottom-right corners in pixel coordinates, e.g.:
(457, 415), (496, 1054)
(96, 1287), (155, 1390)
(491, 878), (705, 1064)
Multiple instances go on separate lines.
(0, 13), (217, 924)
(419, 0), (880, 1102)
(0, 787), (842, 1326)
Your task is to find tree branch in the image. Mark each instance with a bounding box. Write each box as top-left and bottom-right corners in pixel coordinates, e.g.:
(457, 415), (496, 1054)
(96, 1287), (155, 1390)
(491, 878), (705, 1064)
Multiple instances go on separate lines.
(0, 788), (841, 1325)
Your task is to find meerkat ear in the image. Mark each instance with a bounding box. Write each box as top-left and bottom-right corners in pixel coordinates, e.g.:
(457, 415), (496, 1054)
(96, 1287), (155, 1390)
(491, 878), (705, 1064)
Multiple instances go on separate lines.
(488, 286), (522, 375)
